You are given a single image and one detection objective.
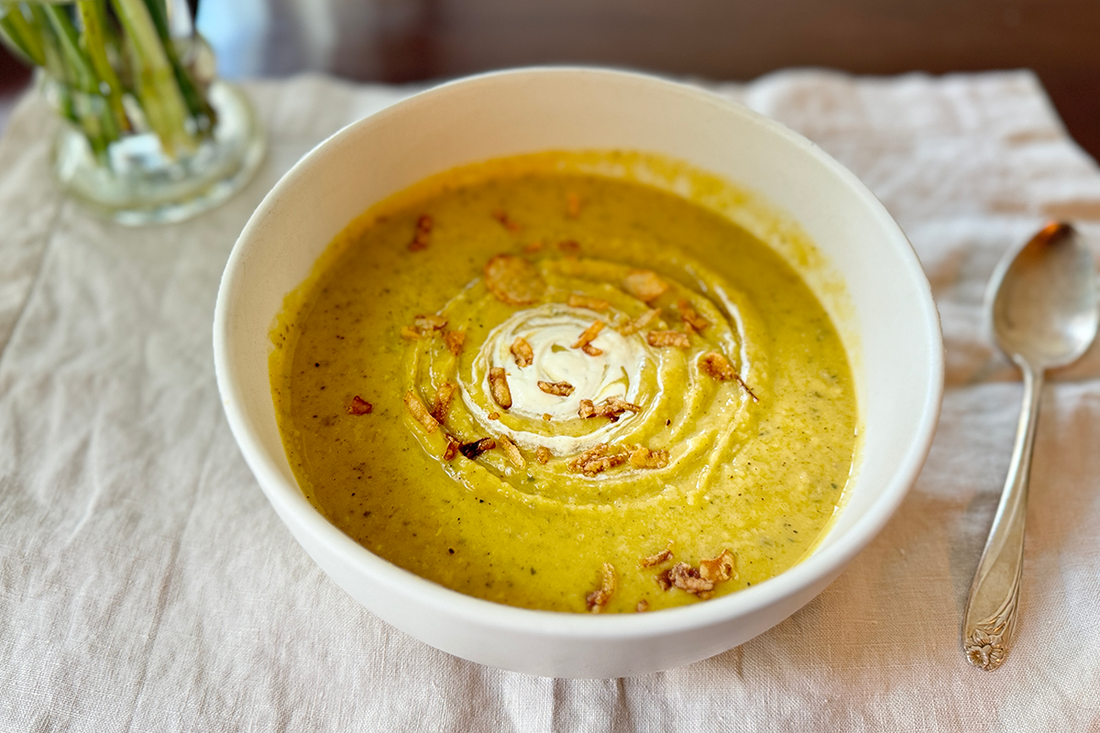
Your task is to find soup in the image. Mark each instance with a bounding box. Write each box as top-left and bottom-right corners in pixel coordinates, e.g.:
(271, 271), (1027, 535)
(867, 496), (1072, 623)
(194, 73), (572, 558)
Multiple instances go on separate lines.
(269, 152), (858, 613)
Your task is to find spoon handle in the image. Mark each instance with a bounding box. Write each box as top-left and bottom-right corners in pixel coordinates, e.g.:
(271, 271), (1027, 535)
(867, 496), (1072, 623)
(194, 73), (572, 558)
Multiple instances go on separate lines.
(962, 363), (1043, 670)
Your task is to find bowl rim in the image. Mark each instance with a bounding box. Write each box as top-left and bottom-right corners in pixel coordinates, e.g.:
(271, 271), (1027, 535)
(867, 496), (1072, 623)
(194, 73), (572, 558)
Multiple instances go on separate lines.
(214, 65), (945, 642)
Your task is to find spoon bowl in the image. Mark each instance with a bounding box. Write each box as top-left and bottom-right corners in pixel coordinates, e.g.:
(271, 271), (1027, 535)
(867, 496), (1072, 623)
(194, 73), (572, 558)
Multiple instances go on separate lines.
(991, 222), (1099, 368)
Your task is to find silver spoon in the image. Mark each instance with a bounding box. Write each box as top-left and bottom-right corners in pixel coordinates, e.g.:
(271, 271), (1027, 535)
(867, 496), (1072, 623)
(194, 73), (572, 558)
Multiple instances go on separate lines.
(962, 222), (1098, 670)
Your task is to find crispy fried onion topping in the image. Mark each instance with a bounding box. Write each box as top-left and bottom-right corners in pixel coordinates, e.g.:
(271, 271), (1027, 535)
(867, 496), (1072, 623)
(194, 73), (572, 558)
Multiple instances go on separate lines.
(571, 320), (605, 356)
(578, 396), (641, 422)
(646, 330), (690, 348)
(698, 549), (738, 584)
(639, 542), (674, 569)
(567, 293), (610, 311)
(488, 367), (513, 409)
(497, 434), (525, 468)
(617, 307), (661, 336)
(554, 239), (580, 256)
(629, 445), (669, 470)
(459, 437), (496, 459)
(492, 209), (521, 232)
(444, 329), (466, 356)
(699, 352), (759, 402)
(414, 314), (447, 332)
(347, 396), (372, 415)
(537, 380), (574, 397)
(656, 549), (737, 599)
(557, 240), (581, 256)
(535, 446), (553, 464)
(408, 214), (432, 251)
(698, 351), (736, 380)
(677, 298), (709, 333)
(622, 269), (669, 302)
(585, 562), (616, 613)
(635, 600), (650, 612)
(566, 192), (581, 219)
(567, 443), (629, 476)
(404, 314), (447, 341)
(431, 382), (457, 423)
(443, 434), (460, 461)
(404, 391), (439, 433)
(484, 254), (545, 306)
(510, 336), (534, 367)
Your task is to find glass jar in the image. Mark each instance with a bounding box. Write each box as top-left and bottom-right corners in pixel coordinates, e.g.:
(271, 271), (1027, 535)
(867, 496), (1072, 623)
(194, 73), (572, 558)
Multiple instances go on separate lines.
(0, 0), (264, 224)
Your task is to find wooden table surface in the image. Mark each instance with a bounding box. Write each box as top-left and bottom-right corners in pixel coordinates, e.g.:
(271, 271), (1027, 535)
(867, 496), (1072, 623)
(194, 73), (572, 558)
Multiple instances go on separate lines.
(3, 0), (1098, 160)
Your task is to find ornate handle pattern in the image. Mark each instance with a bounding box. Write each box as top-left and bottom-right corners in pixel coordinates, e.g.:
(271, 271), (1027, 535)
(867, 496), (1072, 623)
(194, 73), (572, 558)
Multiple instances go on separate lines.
(962, 362), (1043, 671)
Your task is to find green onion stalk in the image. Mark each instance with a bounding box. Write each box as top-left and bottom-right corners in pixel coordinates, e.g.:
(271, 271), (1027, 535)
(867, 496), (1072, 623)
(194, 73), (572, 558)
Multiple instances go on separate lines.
(0, 0), (216, 162)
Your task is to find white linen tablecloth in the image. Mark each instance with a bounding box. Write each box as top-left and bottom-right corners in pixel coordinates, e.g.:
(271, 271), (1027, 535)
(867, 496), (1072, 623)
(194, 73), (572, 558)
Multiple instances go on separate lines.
(1, 70), (1099, 732)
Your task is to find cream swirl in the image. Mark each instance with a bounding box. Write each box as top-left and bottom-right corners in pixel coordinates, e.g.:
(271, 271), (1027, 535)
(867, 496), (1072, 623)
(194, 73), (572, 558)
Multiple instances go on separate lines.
(469, 304), (650, 454)
(404, 252), (766, 506)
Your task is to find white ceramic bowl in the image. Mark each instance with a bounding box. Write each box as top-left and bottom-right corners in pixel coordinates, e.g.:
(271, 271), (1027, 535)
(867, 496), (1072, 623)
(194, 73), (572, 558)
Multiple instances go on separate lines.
(214, 68), (943, 678)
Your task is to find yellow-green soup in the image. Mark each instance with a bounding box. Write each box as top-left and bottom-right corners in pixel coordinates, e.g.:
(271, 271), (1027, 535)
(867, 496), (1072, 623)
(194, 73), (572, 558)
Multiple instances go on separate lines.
(270, 153), (858, 613)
